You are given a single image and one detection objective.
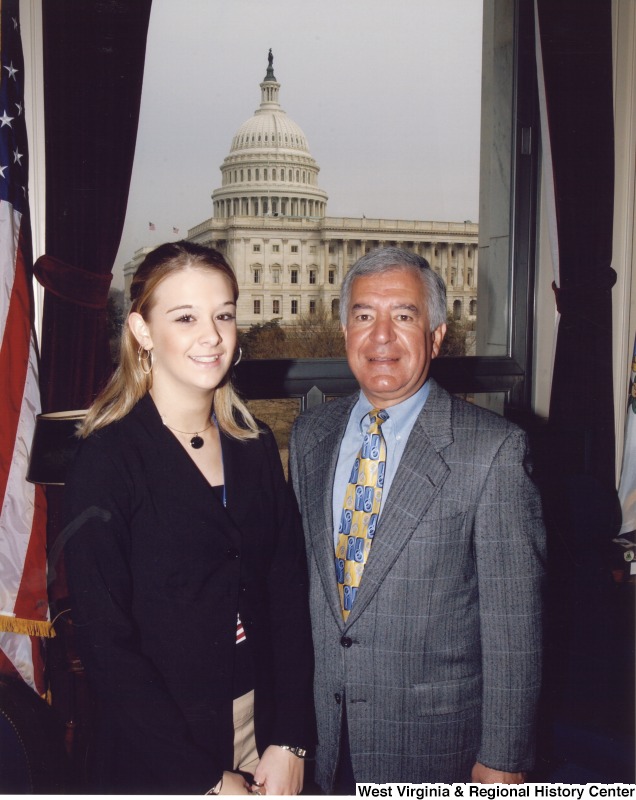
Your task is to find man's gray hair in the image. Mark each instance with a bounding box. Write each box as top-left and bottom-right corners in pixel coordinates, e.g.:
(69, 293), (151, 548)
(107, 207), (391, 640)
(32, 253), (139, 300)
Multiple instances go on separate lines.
(340, 246), (447, 331)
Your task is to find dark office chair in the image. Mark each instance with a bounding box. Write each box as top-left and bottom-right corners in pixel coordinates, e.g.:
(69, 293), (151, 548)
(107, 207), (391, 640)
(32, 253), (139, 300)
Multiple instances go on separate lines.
(0, 677), (67, 792)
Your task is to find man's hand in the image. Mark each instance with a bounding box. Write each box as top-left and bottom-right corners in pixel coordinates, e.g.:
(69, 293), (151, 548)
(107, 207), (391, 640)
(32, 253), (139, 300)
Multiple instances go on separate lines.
(251, 745), (304, 795)
(471, 763), (526, 783)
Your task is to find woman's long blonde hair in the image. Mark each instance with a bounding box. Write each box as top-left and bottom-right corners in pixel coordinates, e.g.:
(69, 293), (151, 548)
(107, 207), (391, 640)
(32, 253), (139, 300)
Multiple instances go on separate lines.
(78, 241), (259, 440)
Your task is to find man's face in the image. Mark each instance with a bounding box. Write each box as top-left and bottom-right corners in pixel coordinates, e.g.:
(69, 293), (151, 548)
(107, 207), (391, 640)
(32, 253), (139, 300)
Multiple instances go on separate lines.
(343, 268), (446, 408)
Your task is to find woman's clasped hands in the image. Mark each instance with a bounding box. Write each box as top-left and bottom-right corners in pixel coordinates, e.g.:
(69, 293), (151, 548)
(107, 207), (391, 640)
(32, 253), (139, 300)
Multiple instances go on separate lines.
(249, 745), (305, 796)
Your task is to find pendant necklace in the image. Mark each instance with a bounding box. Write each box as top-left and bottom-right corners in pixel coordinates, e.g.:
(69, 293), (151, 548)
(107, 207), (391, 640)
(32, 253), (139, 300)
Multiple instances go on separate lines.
(163, 418), (214, 449)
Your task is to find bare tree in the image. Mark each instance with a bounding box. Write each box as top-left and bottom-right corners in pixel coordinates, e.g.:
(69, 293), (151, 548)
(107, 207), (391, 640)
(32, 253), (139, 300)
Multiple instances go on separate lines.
(240, 320), (286, 359)
(440, 314), (470, 358)
(107, 288), (125, 364)
(284, 303), (346, 358)
(240, 304), (345, 359)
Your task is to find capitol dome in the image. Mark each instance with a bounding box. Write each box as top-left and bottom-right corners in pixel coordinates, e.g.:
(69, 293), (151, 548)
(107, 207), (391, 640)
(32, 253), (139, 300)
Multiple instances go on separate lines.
(212, 52), (328, 220)
(231, 112), (310, 155)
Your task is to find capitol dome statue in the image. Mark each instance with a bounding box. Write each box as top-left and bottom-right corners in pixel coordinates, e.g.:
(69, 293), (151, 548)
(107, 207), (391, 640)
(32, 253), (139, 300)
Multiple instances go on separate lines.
(212, 51), (328, 220)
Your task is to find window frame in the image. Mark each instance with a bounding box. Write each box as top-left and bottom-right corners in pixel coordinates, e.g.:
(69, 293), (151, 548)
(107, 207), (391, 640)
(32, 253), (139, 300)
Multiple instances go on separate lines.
(235, 0), (539, 418)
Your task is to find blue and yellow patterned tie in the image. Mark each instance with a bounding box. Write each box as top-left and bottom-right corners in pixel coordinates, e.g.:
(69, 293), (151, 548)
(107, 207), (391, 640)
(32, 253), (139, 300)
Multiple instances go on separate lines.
(335, 408), (389, 620)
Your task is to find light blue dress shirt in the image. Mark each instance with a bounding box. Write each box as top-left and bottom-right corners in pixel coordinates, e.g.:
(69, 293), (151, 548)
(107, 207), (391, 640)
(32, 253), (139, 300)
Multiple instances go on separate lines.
(332, 381), (431, 548)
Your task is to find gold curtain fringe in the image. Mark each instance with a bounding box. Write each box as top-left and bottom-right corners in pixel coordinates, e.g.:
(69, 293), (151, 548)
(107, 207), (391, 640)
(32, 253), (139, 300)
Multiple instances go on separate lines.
(0, 615), (56, 638)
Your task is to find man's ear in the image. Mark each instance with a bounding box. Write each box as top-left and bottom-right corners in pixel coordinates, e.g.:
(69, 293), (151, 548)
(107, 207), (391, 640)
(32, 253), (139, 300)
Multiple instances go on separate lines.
(431, 323), (447, 359)
(128, 312), (153, 350)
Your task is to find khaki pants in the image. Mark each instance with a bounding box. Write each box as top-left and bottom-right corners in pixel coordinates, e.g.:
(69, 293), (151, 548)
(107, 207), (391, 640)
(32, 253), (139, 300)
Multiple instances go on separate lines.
(233, 690), (259, 776)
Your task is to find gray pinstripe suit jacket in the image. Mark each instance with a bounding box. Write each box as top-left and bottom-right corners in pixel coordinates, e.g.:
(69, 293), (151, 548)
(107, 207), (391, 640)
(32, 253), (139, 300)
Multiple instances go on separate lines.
(289, 379), (546, 790)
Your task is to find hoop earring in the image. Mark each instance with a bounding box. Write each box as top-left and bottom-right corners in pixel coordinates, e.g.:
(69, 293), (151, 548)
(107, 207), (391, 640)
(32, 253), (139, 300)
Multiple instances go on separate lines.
(233, 347), (243, 367)
(138, 346), (153, 375)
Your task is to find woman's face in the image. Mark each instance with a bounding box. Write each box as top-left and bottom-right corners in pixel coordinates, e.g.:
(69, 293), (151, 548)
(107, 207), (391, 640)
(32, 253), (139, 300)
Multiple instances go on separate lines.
(131, 267), (237, 398)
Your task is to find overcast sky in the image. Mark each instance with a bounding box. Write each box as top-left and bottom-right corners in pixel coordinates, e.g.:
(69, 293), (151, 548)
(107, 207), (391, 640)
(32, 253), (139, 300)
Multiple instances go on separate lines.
(113, 0), (483, 288)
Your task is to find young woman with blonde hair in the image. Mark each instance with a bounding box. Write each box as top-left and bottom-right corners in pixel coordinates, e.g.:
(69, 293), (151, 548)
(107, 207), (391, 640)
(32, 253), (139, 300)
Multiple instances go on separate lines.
(64, 241), (313, 795)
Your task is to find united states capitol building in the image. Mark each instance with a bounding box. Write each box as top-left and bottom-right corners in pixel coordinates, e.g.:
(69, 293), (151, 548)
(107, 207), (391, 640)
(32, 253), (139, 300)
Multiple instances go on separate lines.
(124, 53), (478, 329)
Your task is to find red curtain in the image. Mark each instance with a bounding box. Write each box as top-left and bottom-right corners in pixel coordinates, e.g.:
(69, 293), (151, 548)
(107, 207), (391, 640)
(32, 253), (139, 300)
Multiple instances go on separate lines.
(35, 0), (152, 413)
(536, 0), (617, 497)
(534, 0), (629, 766)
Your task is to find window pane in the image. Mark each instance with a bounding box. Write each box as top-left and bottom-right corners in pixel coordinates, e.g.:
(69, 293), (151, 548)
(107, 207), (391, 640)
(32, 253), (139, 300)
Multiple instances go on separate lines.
(118, 3), (521, 381)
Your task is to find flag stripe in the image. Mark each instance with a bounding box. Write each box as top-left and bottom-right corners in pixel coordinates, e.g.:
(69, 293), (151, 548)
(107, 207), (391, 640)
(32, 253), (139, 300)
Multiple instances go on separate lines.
(0, 648), (22, 681)
(236, 616), (246, 644)
(0, 208), (30, 508)
(0, 202), (20, 343)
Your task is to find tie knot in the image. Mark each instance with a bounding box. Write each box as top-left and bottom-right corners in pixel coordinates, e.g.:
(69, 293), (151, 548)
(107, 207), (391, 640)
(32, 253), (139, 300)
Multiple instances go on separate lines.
(368, 408), (389, 429)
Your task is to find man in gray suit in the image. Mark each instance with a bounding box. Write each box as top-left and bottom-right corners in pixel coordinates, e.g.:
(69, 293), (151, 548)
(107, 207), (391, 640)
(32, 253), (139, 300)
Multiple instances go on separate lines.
(289, 247), (545, 791)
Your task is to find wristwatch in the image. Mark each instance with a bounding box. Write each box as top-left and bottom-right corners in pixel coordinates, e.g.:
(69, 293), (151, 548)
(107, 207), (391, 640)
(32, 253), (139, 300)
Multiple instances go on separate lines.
(278, 744), (308, 758)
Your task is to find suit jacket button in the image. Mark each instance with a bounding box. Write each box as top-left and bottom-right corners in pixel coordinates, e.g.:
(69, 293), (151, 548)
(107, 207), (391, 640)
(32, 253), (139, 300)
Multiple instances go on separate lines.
(334, 693), (342, 704)
(340, 636), (353, 648)
(225, 547), (240, 559)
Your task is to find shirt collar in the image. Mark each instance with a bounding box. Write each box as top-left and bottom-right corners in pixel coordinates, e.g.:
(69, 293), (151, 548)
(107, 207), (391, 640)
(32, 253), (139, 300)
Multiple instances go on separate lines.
(354, 381), (431, 433)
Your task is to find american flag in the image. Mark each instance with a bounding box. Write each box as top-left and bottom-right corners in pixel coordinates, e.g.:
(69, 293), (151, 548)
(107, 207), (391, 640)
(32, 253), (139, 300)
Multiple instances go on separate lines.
(0, 0), (52, 694)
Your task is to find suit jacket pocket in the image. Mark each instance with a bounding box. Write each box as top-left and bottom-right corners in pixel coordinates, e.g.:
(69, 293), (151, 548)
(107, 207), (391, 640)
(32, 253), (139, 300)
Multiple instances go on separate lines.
(413, 674), (482, 716)
(409, 510), (467, 541)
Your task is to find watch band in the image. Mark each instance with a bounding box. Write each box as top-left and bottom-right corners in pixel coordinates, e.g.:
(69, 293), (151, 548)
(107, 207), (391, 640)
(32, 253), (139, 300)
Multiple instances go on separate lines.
(278, 744), (308, 759)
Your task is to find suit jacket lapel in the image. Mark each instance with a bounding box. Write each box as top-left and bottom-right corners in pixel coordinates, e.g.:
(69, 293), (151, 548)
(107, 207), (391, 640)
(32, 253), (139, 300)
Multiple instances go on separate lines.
(344, 380), (455, 628)
(302, 395), (357, 630)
